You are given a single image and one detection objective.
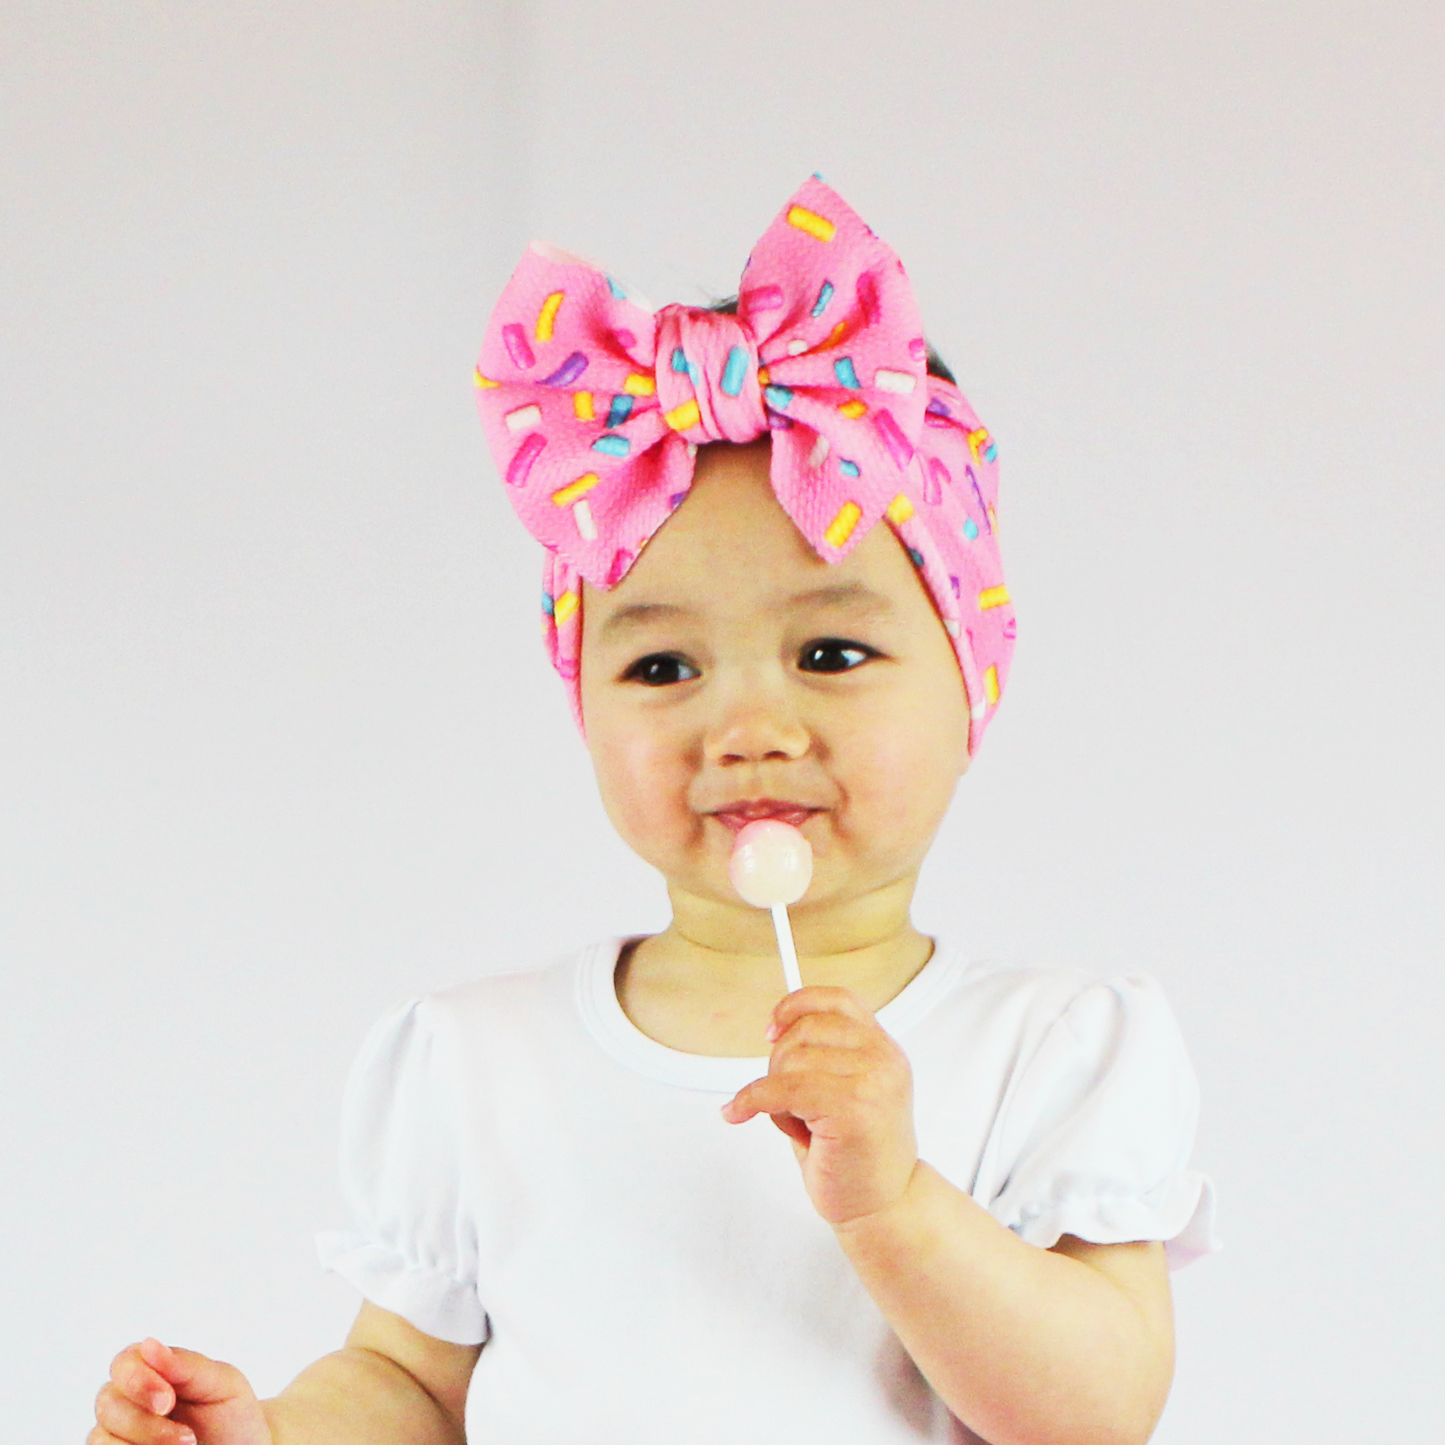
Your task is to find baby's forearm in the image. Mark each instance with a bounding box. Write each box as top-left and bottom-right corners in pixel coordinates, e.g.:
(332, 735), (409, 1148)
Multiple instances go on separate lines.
(834, 1163), (1173, 1445)
(262, 1347), (464, 1445)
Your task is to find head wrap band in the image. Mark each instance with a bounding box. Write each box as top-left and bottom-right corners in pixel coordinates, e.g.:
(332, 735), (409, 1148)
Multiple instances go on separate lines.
(474, 176), (1016, 754)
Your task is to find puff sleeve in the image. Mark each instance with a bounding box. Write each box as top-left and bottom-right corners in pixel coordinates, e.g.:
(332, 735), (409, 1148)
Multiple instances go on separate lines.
(984, 976), (1219, 1269)
(314, 999), (489, 1344)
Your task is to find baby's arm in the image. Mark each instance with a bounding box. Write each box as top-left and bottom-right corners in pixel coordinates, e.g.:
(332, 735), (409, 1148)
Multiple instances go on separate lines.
(723, 987), (1173, 1445)
(91, 1304), (480, 1445)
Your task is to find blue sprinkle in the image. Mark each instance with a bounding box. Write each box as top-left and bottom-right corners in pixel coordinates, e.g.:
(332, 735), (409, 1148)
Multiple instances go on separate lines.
(908, 548), (925, 569)
(812, 170), (826, 181)
(606, 276), (627, 300)
(592, 434), (630, 457)
(763, 384), (794, 410)
(834, 356), (861, 389)
(720, 345), (748, 398)
(810, 281), (835, 318)
(985, 442), (998, 462)
(606, 394), (634, 428)
(963, 517), (979, 540)
(541, 351), (588, 386)
(839, 459), (860, 478)
(541, 592), (555, 615)
(671, 347), (689, 373)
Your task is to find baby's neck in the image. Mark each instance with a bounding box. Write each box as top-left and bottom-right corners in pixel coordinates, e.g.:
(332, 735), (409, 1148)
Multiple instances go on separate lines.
(614, 917), (935, 1058)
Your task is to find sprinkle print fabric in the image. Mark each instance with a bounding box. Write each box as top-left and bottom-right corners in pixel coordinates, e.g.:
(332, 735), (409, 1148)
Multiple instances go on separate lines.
(474, 176), (1016, 753)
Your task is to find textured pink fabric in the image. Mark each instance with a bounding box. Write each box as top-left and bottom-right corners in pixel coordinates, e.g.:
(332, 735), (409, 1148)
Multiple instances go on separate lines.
(474, 176), (1015, 753)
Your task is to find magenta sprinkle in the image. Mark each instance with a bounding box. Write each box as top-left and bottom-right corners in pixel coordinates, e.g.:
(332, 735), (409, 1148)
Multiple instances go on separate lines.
(925, 456), (950, 504)
(506, 432), (546, 487)
(605, 548), (634, 586)
(909, 337), (927, 360)
(741, 284), (785, 313)
(856, 271), (880, 324)
(503, 323), (535, 369)
(872, 408), (913, 467)
(614, 328), (636, 349)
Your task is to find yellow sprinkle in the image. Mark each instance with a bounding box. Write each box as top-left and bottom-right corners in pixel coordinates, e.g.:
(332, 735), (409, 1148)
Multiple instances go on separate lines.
(824, 501), (863, 549)
(978, 585), (1010, 610)
(757, 366), (771, 386)
(967, 426), (990, 459)
(838, 399), (867, 419)
(623, 373), (656, 396)
(573, 390), (595, 421)
(473, 368), (499, 388)
(886, 494), (914, 524)
(664, 398), (701, 431)
(826, 320), (847, 347)
(552, 472), (600, 507)
(984, 665), (1000, 706)
(535, 290), (565, 342)
(988, 505), (998, 535)
(787, 204), (837, 242)
(552, 590), (579, 627)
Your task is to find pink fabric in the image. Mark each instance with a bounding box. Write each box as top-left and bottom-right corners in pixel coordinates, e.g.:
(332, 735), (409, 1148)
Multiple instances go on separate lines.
(474, 176), (1015, 753)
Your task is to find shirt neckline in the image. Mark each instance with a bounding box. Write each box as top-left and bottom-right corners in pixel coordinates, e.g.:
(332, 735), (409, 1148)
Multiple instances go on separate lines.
(575, 935), (967, 1093)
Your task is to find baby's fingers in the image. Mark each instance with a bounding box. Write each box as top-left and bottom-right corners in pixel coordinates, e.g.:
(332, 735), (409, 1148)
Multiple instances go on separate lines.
(109, 1342), (178, 1417)
(93, 1382), (196, 1445)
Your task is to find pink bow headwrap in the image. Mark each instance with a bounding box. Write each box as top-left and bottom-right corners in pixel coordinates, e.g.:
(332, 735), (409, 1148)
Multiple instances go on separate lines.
(474, 176), (1015, 753)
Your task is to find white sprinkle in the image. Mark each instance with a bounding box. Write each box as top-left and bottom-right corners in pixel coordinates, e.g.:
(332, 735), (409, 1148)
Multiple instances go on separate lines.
(504, 404), (542, 432)
(686, 442), (698, 457)
(873, 369), (917, 395)
(786, 338), (810, 356)
(971, 701), (989, 720)
(573, 498), (597, 540)
(808, 434), (831, 469)
(945, 619), (961, 637)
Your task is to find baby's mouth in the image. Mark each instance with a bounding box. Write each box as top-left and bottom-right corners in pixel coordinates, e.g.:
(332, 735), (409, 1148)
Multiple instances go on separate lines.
(709, 800), (821, 836)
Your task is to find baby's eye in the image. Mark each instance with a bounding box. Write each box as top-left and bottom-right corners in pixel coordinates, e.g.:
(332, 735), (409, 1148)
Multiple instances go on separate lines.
(797, 638), (878, 674)
(623, 653), (700, 686)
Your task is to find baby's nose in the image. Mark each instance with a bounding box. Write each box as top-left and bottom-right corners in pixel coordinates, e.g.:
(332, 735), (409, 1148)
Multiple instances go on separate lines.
(705, 697), (811, 765)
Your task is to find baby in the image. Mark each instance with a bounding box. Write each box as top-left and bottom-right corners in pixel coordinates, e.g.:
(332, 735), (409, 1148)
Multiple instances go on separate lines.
(91, 178), (1214, 1445)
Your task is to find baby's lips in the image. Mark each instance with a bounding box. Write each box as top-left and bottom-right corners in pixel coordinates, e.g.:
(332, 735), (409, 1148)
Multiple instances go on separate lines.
(709, 802), (821, 836)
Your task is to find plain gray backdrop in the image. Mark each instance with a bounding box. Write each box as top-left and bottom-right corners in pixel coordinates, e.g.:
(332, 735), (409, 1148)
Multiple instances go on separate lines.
(3, 1), (1442, 1439)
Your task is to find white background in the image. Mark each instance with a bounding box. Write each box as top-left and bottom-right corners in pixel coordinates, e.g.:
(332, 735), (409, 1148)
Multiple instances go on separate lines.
(3, 2), (1442, 1439)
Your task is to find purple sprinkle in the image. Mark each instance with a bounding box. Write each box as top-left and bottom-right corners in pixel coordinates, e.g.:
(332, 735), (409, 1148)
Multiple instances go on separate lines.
(926, 396), (952, 416)
(503, 322), (535, 369)
(541, 351), (588, 387)
(506, 432), (546, 488)
(614, 328), (636, 349)
(949, 574), (961, 597)
(872, 408), (913, 467)
(856, 271), (880, 325)
(668, 492), (687, 510)
(925, 457), (950, 505)
(966, 464), (990, 528)
(742, 284), (785, 314)
(766, 408), (795, 429)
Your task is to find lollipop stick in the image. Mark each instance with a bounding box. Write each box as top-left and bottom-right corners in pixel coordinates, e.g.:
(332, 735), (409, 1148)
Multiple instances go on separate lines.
(770, 902), (804, 994)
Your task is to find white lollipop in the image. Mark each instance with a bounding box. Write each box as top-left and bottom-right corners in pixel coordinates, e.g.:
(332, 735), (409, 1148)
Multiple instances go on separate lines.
(729, 819), (813, 993)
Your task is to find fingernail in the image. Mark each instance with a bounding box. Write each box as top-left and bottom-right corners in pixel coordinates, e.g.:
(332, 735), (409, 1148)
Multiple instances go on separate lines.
(178, 1432), (197, 1445)
(764, 1022), (779, 1042)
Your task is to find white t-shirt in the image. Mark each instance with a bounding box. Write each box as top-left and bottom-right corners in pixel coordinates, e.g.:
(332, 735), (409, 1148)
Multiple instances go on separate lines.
(316, 939), (1217, 1442)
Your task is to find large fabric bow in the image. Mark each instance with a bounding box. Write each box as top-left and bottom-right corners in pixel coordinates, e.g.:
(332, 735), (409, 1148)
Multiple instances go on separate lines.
(474, 175), (1014, 753)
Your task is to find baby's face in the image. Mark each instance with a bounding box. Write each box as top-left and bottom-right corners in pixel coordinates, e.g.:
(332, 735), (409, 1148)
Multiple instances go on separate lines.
(580, 440), (971, 920)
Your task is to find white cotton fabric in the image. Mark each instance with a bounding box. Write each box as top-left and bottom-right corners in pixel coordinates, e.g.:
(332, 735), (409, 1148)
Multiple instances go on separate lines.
(316, 940), (1218, 1442)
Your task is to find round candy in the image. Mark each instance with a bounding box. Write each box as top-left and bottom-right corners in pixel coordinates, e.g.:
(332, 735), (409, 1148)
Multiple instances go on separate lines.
(728, 820), (813, 908)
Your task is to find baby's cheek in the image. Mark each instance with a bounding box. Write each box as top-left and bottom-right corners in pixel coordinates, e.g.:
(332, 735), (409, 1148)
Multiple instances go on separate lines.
(591, 722), (696, 858)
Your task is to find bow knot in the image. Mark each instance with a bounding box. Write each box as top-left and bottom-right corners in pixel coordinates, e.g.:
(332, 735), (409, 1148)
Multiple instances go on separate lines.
(654, 305), (767, 444)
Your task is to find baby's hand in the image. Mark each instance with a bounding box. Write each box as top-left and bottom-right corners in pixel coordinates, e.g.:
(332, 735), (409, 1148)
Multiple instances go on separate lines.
(91, 1338), (272, 1445)
(721, 987), (918, 1226)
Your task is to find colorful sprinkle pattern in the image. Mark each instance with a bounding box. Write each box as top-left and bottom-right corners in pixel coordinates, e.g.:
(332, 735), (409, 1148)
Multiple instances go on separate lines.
(474, 176), (1015, 752)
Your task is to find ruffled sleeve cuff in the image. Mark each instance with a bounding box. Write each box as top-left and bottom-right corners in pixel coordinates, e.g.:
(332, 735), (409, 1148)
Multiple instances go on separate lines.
(315, 1229), (490, 1345)
(999, 1170), (1221, 1271)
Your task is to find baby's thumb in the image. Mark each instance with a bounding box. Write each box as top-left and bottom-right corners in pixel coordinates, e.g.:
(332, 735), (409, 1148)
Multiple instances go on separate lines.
(138, 1338), (255, 1410)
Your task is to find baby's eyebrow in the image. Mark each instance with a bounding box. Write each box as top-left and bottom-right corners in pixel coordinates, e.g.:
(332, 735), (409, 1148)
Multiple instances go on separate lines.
(786, 583), (895, 614)
(598, 600), (694, 637)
